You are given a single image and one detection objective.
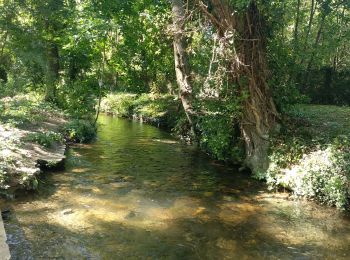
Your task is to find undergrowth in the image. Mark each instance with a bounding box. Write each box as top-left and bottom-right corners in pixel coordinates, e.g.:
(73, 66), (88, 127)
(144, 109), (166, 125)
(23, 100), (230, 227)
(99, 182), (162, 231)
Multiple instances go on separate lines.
(258, 105), (350, 209)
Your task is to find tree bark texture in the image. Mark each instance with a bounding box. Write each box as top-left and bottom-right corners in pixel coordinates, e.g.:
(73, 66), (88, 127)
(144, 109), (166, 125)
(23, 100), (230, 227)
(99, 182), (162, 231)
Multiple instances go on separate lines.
(198, 0), (278, 173)
(171, 0), (198, 139)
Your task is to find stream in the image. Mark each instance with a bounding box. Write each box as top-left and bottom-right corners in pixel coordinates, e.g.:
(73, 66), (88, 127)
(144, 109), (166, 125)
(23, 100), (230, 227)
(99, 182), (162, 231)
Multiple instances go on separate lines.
(2, 115), (350, 259)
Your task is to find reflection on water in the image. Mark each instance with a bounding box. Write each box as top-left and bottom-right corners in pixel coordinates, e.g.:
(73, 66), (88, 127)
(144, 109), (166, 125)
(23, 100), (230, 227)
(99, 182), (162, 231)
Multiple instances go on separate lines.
(3, 115), (350, 259)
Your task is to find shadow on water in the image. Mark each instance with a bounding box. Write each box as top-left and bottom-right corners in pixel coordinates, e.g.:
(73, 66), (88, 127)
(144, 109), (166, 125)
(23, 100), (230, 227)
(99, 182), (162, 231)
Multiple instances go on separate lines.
(3, 115), (350, 259)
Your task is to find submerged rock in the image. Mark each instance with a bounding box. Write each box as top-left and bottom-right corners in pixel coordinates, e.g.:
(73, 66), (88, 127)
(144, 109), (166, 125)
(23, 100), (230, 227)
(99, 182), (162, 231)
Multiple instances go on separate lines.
(61, 209), (74, 215)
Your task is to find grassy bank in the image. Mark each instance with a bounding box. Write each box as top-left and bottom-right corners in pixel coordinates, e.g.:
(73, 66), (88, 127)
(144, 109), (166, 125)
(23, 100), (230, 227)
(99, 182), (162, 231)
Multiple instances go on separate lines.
(101, 93), (350, 208)
(0, 94), (96, 195)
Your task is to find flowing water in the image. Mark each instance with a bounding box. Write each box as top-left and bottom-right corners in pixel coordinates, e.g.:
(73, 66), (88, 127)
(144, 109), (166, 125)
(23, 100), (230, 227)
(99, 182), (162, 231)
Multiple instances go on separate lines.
(2, 115), (350, 259)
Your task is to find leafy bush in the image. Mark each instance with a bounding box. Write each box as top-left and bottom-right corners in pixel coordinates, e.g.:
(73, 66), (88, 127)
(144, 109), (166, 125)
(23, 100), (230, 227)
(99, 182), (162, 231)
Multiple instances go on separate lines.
(133, 94), (180, 129)
(199, 114), (242, 162)
(100, 93), (137, 116)
(25, 131), (63, 148)
(265, 138), (350, 208)
(64, 119), (96, 143)
(259, 105), (350, 208)
(58, 78), (97, 118)
(196, 97), (244, 162)
(0, 161), (9, 190)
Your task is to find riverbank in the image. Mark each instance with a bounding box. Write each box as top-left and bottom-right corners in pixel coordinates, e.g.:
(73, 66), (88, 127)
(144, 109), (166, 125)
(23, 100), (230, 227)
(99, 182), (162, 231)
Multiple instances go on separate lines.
(265, 105), (350, 209)
(100, 93), (350, 208)
(0, 94), (96, 195)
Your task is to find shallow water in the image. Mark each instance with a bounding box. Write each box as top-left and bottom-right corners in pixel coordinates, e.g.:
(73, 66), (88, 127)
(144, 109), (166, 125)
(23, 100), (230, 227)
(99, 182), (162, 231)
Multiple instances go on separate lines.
(2, 115), (350, 259)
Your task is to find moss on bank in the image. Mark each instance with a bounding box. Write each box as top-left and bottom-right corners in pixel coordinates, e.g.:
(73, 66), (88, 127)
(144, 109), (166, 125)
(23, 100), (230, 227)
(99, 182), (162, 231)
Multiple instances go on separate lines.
(0, 94), (96, 195)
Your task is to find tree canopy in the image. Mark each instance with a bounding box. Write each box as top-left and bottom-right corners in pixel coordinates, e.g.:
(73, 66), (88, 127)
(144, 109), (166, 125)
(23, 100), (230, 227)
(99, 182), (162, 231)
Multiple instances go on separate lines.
(0, 0), (349, 172)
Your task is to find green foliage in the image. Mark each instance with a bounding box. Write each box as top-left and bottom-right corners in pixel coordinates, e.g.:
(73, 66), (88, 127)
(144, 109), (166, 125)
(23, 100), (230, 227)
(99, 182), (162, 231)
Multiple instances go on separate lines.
(302, 138), (350, 208)
(100, 92), (181, 129)
(262, 0), (350, 106)
(0, 159), (11, 190)
(266, 139), (350, 208)
(199, 114), (243, 162)
(57, 78), (98, 119)
(133, 94), (180, 128)
(0, 94), (63, 127)
(100, 93), (137, 116)
(64, 119), (96, 143)
(195, 96), (245, 162)
(25, 131), (63, 148)
(259, 105), (350, 208)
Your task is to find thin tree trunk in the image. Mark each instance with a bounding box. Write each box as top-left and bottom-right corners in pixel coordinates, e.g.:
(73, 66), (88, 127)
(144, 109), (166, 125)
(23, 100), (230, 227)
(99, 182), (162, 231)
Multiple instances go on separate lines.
(300, 0), (316, 67)
(294, 0), (301, 50)
(332, 5), (346, 72)
(171, 0), (198, 140)
(45, 42), (60, 102)
(305, 0), (316, 44)
(94, 36), (107, 126)
(304, 12), (326, 85)
(0, 31), (8, 57)
(94, 79), (103, 126)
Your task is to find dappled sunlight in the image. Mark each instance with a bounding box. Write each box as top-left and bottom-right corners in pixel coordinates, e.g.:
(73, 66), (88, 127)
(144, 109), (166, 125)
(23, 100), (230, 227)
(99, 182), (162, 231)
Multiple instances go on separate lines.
(218, 202), (262, 224)
(71, 168), (90, 173)
(152, 138), (178, 144)
(5, 116), (350, 259)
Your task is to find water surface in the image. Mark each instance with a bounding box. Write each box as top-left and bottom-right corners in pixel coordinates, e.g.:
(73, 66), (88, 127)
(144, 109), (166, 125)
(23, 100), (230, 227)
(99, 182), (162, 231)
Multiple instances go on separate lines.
(3, 115), (350, 259)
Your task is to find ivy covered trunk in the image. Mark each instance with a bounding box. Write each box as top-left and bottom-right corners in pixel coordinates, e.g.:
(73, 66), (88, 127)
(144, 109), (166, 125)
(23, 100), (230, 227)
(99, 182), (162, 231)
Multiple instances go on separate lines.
(199, 0), (278, 173)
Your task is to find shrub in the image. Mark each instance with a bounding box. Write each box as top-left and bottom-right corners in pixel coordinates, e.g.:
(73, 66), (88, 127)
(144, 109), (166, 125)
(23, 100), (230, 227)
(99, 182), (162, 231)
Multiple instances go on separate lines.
(0, 94), (63, 127)
(25, 131), (64, 148)
(264, 135), (350, 208)
(100, 93), (137, 116)
(255, 105), (350, 208)
(199, 114), (242, 162)
(133, 94), (180, 129)
(58, 79), (97, 119)
(0, 162), (9, 189)
(64, 119), (96, 143)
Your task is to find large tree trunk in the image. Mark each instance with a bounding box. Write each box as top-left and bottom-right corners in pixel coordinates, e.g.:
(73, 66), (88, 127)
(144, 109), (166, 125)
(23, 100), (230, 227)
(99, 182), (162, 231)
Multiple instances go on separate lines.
(198, 0), (278, 173)
(171, 0), (198, 140)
